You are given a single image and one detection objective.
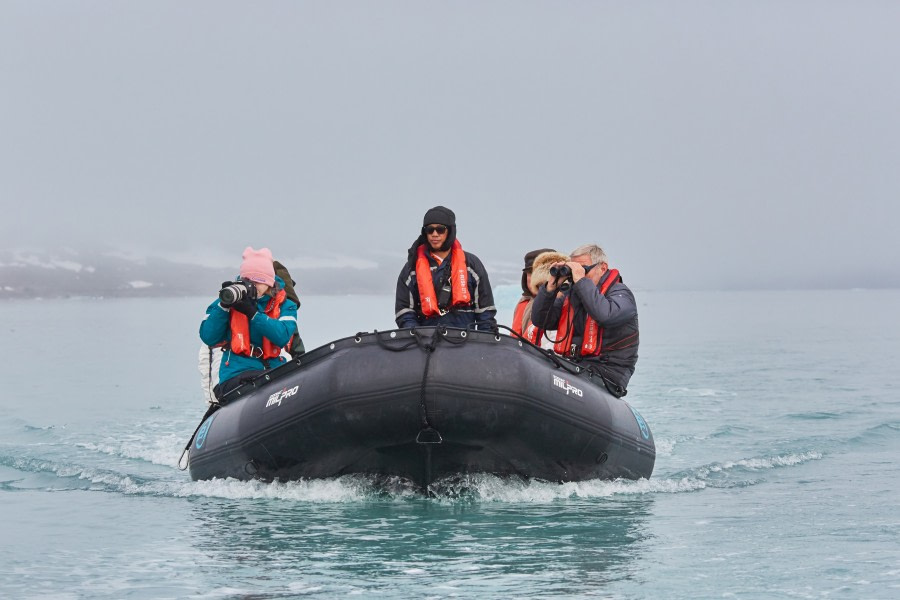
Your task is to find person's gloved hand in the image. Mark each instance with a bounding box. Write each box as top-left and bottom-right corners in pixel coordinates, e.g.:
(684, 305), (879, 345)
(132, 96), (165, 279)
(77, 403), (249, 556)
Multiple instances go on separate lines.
(232, 296), (258, 318)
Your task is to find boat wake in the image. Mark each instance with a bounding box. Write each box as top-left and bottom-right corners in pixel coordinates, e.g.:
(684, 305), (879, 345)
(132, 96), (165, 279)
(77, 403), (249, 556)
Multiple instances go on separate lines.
(666, 387), (737, 398)
(664, 450), (824, 490)
(76, 435), (185, 467)
(1, 415), (829, 504)
(0, 446), (826, 503)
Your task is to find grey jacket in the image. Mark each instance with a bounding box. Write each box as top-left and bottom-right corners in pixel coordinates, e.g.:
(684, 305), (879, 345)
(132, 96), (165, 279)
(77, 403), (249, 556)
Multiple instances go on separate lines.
(531, 270), (639, 394)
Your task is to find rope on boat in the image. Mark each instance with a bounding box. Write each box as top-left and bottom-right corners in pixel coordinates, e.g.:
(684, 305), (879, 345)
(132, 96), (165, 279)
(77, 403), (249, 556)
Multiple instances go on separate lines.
(178, 402), (220, 471)
(372, 326), (449, 444)
(414, 327), (443, 444)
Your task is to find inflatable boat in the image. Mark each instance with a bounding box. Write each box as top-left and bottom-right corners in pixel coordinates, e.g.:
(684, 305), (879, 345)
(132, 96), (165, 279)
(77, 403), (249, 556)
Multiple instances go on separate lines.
(186, 327), (655, 488)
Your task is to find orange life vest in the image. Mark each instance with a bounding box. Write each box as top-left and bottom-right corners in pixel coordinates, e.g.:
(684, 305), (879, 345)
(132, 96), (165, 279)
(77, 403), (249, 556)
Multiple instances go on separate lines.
(553, 269), (621, 357)
(415, 240), (471, 317)
(229, 288), (289, 359)
(512, 297), (542, 344)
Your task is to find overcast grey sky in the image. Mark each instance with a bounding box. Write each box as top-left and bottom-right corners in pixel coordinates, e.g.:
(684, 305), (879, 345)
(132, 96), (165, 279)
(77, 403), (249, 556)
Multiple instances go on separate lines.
(2, 1), (898, 290)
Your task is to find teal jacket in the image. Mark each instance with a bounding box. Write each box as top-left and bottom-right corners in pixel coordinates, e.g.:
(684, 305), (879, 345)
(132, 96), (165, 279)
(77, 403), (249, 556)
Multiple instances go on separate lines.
(199, 276), (299, 385)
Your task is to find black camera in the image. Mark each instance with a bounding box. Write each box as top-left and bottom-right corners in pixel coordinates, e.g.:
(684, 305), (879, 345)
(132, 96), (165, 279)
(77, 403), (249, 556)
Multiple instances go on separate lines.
(219, 280), (257, 307)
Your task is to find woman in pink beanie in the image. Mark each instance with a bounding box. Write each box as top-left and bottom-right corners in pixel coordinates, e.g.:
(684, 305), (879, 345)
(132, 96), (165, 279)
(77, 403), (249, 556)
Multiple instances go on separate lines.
(239, 246), (276, 289)
(199, 246), (299, 400)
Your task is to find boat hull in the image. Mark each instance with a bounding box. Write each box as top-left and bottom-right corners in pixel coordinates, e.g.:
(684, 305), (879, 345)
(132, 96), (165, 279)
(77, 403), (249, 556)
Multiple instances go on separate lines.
(188, 328), (655, 486)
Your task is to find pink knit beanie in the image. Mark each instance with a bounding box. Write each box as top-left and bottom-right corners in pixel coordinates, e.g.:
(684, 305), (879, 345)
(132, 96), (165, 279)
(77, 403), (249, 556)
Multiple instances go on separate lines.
(239, 246), (276, 287)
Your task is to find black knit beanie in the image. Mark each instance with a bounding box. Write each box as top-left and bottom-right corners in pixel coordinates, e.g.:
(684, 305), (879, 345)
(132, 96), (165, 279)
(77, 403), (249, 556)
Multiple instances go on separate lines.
(422, 206), (456, 228)
(421, 205), (456, 252)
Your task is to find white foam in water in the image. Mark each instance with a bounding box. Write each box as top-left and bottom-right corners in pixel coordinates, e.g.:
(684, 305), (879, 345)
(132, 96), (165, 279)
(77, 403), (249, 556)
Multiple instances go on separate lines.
(7, 443), (823, 504)
(691, 451), (824, 479)
(667, 387), (737, 397)
(10, 457), (143, 492)
(726, 450), (822, 471)
(22, 454), (708, 501)
(165, 474), (713, 503)
(430, 473), (707, 502)
(77, 434), (185, 467)
(171, 476), (388, 503)
(655, 436), (677, 457)
(9, 454), (720, 502)
(720, 451), (823, 470)
(9, 454), (388, 502)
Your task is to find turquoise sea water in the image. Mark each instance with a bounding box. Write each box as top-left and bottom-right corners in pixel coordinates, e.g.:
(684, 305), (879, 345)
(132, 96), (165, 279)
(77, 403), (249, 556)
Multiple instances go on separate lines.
(1, 290), (898, 598)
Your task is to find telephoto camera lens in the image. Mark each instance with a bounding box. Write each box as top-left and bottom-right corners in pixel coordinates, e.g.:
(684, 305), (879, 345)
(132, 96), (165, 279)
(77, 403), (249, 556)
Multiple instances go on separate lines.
(219, 283), (247, 306)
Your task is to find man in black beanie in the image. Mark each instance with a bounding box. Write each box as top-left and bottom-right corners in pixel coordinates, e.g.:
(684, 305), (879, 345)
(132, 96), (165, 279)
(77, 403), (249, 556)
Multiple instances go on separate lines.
(395, 206), (497, 329)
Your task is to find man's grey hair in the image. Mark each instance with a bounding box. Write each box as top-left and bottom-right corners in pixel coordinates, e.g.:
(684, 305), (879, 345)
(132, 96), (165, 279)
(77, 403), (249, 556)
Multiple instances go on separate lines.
(570, 244), (608, 265)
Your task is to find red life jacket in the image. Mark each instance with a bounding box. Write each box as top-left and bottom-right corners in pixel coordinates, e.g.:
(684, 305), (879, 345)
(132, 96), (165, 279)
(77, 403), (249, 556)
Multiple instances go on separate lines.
(512, 297), (542, 344)
(415, 240), (471, 317)
(553, 269), (621, 357)
(229, 289), (289, 359)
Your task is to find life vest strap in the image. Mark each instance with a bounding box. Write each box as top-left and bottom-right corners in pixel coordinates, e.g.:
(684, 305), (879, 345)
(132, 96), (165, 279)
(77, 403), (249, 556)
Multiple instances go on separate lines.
(553, 269), (621, 357)
(229, 288), (288, 359)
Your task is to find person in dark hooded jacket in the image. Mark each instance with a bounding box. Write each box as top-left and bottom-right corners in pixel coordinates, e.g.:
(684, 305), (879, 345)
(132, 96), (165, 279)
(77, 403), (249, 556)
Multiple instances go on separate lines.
(395, 206), (497, 330)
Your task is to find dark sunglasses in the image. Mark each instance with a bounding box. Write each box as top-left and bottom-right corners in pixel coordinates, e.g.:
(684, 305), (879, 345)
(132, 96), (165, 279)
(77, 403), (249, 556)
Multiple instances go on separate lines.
(423, 225), (448, 235)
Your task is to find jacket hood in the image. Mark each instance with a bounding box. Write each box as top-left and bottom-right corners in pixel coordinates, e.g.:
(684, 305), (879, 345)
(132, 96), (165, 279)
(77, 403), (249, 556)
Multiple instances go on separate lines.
(530, 251), (570, 295)
(520, 247), (557, 295)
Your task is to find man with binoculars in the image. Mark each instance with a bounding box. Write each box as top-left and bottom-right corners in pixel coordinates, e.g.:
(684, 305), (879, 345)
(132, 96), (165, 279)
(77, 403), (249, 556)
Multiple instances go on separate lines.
(530, 244), (639, 397)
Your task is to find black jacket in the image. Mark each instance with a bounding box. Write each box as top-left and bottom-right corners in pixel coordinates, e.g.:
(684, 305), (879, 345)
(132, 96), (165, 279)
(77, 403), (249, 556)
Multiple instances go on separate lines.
(395, 247), (497, 330)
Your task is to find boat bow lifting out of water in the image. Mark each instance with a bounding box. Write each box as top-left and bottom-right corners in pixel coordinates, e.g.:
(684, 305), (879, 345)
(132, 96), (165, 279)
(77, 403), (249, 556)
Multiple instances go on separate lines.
(187, 327), (655, 488)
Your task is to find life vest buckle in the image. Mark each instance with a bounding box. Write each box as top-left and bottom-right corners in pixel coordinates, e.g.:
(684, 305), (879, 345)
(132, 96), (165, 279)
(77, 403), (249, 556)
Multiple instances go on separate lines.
(249, 345), (264, 358)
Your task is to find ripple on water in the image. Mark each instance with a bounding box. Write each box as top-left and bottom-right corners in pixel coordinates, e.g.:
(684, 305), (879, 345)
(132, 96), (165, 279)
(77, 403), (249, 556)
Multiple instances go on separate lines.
(665, 450), (825, 489)
(666, 387), (737, 398)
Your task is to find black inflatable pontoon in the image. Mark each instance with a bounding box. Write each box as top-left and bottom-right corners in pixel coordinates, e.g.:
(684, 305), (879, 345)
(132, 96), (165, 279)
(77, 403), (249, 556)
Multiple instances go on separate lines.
(187, 327), (655, 487)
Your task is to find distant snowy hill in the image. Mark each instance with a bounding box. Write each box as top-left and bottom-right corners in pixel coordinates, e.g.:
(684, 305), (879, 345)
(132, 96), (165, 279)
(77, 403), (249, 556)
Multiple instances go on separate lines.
(0, 249), (229, 298)
(0, 249), (393, 298)
(0, 248), (523, 299)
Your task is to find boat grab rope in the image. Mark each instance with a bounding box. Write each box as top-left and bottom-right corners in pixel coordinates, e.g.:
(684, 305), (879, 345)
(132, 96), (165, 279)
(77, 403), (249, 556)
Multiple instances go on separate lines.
(416, 327), (440, 438)
(178, 402), (220, 470)
(491, 323), (580, 375)
(374, 325), (585, 429)
(372, 330), (419, 353)
(495, 325), (627, 397)
(371, 327), (467, 443)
